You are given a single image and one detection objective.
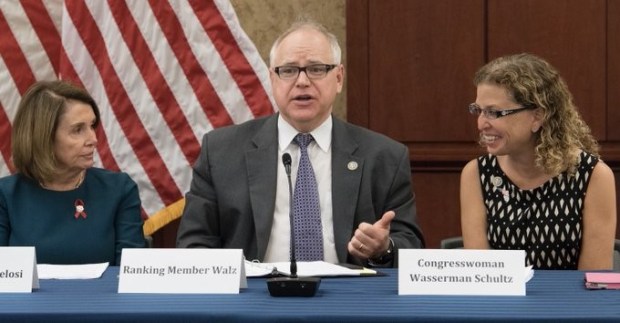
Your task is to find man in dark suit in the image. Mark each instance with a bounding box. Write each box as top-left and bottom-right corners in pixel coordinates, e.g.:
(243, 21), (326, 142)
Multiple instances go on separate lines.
(176, 19), (424, 267)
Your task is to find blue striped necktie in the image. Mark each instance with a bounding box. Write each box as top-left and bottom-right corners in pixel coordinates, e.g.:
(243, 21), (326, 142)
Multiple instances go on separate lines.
(292, 133), (323, 261)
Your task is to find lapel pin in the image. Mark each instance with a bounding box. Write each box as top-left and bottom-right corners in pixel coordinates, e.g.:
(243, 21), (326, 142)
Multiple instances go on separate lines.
(491, 175), (503, 187)
(347, 161), (358, 171)
(74, 199), (87, 219)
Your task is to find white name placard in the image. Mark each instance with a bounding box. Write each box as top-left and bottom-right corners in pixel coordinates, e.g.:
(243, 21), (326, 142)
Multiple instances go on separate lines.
(398, 249), (526, 296)
(0, 247), (39, 293)
(118, 248), (244, 294)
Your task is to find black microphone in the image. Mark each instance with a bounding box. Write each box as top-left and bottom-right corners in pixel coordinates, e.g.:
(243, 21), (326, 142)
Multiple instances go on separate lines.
(267, 153), (321, 297)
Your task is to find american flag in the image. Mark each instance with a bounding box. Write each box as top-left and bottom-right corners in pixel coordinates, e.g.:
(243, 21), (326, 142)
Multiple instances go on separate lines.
(0, 0), (275, 217)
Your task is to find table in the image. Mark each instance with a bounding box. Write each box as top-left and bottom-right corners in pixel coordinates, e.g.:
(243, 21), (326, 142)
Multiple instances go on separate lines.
(0, 268), (618, 322)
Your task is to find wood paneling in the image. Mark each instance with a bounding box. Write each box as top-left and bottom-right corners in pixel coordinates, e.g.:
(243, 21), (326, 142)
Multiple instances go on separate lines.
(413, 172), (462, 248)
(346, 0), (369, 126)
(487, 0), (606, 139)
(609, 0), (620, 140)
(152, 218), (180, 248)
(367, 0), (485, 143)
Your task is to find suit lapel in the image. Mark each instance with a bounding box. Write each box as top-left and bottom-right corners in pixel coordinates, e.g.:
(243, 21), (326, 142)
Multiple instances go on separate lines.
(246, 115), (278, 260)
(331, 118), (363, 262)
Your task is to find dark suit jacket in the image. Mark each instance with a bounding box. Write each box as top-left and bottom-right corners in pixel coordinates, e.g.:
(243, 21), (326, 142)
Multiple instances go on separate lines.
(176, 114), (424, 266)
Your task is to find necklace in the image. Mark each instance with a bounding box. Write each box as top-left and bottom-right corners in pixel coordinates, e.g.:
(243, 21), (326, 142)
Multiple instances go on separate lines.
(40, 171), (85, 190)
(74, 171), (85, 188)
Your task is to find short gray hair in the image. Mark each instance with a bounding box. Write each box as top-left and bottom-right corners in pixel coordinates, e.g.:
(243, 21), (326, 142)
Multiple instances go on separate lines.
(268, 18), (341, 67)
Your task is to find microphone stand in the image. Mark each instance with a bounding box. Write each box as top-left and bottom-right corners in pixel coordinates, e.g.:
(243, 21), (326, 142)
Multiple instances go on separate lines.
(267, 153), (321, 297)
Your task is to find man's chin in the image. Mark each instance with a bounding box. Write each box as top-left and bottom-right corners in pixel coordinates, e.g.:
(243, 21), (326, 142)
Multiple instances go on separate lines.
(283, 111), (316, 123)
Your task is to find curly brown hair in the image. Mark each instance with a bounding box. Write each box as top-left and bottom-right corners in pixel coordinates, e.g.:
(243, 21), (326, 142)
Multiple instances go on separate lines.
(473, 53), (598, 175)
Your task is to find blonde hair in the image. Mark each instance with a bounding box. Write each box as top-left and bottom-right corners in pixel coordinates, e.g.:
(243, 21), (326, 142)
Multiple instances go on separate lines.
(474, 53), (598, 175)
(11, 80), (100, 183)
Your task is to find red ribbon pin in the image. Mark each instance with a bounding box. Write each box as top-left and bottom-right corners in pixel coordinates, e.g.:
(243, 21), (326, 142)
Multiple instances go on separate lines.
(74, 199), (87, 219)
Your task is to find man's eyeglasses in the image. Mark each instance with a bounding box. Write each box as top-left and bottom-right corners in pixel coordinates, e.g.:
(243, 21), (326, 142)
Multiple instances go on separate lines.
(468, 103), (536, 120)
(273, 64), (337, 80)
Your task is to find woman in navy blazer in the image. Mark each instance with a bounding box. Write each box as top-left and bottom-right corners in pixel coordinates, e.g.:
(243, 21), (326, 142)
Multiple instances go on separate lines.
(0, 80), (145, 265)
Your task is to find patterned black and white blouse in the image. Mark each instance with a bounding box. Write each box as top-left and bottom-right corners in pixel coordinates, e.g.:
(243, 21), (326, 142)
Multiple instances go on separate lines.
(478, 152), (598, 269)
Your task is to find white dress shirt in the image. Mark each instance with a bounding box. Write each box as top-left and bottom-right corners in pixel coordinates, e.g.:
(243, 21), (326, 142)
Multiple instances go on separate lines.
(263, 115), (338, 263)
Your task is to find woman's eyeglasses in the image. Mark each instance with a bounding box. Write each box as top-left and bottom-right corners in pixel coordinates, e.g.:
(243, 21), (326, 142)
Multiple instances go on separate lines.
(468, 103), (536, 120)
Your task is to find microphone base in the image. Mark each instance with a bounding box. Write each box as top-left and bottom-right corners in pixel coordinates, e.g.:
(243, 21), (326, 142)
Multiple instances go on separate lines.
(266, 276), (321, 297)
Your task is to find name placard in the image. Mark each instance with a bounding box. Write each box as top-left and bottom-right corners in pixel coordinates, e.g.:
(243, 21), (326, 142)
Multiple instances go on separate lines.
(0, 247), (39, 293)
(118, 248), (245, 294)
(398, 249), (526, 296)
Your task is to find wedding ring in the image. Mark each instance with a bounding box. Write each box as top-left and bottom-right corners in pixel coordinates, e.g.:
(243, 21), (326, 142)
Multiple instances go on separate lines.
(358, 243), (364, 250)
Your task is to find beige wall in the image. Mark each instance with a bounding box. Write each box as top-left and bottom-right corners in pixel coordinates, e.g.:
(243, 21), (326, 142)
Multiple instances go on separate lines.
(231, 0), (347, 119)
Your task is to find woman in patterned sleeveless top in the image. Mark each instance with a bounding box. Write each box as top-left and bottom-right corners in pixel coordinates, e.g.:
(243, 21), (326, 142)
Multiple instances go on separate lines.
(460, 53), (616, 270)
